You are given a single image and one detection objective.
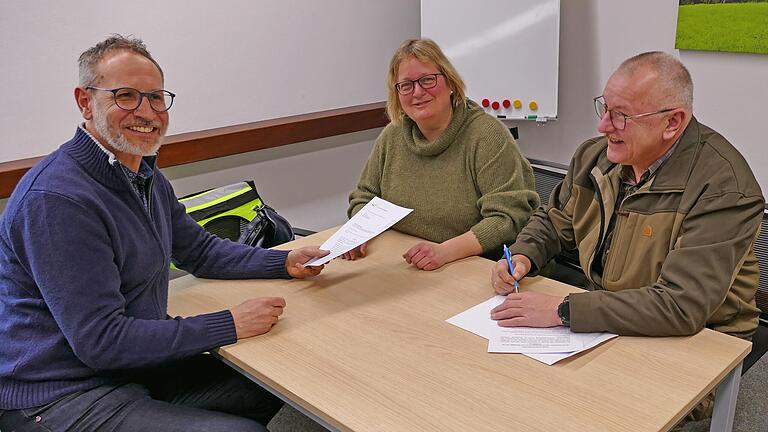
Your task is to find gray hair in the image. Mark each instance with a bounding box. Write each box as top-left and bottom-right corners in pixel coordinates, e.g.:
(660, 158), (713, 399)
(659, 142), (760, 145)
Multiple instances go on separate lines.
(618, 51), (693, 111)
(78, 34), (163, 87)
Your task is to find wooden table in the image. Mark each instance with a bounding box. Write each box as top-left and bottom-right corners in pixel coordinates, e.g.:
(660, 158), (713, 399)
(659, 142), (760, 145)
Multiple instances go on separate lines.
(168, 229), (749, 431)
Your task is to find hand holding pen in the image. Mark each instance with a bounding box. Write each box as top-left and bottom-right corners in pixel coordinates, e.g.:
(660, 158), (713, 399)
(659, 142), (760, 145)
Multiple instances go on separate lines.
(502, 245), (519, 293)
(491, 245), (531, 295)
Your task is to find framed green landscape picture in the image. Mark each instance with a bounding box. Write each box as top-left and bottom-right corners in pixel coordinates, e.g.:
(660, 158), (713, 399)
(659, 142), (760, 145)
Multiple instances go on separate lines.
(676, 0), (768, 55)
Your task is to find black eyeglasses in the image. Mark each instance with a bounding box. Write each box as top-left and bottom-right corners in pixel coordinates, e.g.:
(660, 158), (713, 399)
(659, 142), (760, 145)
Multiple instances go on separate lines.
(395, 73), (444, 95)
(87, 87), (176, 112)
(594, 96), (675, 130)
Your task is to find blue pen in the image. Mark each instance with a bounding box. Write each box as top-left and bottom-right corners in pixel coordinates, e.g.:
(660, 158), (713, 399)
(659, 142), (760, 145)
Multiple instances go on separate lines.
(502, 244), (519, 293)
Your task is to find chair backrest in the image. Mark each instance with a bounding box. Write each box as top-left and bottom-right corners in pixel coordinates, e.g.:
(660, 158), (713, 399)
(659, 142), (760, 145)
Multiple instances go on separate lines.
(744, 210), (768, 372)
(528, 159), (568, 206)
(754, 210), (768, 323)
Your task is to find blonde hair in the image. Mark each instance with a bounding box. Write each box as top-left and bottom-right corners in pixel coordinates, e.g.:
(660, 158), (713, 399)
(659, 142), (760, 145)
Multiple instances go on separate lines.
(386, 38), (467, 124)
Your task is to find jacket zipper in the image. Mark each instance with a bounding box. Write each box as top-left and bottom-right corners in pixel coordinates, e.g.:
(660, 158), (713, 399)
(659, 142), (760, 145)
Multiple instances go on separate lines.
(146, 176), (154, 221)
(586, 172), (605, 286)
(140, 175), (163, 316)
(114, 165), (164, 315)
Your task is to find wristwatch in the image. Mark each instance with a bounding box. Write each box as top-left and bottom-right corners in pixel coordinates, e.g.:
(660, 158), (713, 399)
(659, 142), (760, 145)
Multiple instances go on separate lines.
(557, 295), (571, 327)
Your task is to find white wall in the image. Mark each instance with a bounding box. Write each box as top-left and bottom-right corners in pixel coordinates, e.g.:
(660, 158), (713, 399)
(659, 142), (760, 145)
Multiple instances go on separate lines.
(0, 0), (419, 161)
(515, 0), (768, 193)
(0, 0), (420, 229)
(163, 128), (382, 232)
(167, 0), (768, 235)
(3, 0), (766, 226)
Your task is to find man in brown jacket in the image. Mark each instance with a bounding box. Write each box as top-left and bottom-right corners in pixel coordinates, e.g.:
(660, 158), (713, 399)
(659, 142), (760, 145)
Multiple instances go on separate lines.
(491, 51), (763, 418)
(492, 51), (762, 337)
(491, 52), (764, 418)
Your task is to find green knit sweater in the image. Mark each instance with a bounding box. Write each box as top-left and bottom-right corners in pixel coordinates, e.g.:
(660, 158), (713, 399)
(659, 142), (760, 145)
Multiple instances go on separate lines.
(348, 100), (539, 256)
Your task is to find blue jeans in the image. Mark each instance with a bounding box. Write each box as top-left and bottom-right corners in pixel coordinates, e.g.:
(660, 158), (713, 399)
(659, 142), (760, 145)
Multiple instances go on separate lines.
(0, 355), (284, 431)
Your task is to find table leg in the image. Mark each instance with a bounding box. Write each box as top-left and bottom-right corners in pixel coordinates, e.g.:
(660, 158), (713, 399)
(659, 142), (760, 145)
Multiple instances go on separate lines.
(709, 361), (742, 432)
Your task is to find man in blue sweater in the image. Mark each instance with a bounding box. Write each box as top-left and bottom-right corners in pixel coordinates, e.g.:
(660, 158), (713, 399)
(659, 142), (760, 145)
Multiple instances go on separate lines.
(0, 35), (329, 431)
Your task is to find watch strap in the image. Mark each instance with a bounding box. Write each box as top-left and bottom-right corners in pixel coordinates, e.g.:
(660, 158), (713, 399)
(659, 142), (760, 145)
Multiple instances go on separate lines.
(557, 295), (571, 327)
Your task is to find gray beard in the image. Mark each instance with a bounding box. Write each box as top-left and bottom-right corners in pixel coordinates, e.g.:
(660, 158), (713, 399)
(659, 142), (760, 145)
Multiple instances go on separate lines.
(92, 108), (162, 156)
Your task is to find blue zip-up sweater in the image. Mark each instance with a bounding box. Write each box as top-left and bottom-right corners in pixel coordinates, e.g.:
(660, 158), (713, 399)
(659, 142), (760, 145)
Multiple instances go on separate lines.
(0, 128), (291, 409)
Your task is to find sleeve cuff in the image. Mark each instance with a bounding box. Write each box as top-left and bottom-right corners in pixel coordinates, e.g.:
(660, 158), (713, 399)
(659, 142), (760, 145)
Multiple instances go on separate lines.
(470, 223), (499, 253)
(202, 310), (238, 347)
(263, 249), (291, 279)
(567, 291), (592, 333)
(507, 242), (544, 276)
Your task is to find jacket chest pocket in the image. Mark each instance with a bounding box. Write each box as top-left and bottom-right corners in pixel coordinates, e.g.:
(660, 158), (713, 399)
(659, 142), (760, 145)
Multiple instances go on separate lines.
(604, 211), (677, 290)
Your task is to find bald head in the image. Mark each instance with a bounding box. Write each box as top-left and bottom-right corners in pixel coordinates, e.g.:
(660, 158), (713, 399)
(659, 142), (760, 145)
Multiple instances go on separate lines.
(599, 52), (694, 179)
(615, 51), (693, 112)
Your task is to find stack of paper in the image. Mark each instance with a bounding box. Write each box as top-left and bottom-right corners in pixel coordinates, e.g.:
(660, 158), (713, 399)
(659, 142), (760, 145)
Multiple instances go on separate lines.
(446, 296), (617, 365)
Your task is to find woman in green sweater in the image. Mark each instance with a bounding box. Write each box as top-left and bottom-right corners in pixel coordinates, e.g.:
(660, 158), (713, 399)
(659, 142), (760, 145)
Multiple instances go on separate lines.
(346, 38), (539, 270)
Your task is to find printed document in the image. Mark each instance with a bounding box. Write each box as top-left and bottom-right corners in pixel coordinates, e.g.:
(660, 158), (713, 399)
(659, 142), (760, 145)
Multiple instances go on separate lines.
(487, 326), (582, 353)
(303, 197), (413, 267)
(446, 295), (617, 365)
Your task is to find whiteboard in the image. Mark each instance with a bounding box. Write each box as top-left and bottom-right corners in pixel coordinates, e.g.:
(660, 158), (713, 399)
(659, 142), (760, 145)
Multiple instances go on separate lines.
(0, 0), (419, 162)
(421, 0), (560, 122)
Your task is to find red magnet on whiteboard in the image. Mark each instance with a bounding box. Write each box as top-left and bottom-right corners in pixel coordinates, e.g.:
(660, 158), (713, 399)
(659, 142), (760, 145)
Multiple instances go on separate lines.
(481, 98), (490, 108)
(502, 99), (511, 109)
(491, 101), (500, 110)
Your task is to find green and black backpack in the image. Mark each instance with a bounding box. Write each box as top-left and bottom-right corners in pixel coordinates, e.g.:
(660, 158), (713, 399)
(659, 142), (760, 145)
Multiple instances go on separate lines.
(178, 181), (295, 248)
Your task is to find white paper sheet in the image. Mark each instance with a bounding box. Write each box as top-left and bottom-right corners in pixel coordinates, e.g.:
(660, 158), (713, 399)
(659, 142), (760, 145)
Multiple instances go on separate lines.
(488, 326), (583, 353)
(303, 197), (413, 267)
(446, 295), (618, 365)
(445, 295), (505, 339)
(523, 333), (618, 365)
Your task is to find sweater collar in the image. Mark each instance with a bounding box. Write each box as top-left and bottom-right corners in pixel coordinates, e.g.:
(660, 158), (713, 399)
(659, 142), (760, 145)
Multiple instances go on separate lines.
(78, 124), (119, 166)
(645, 116), (701, 191)
(77, 123), (158, 172)
(62, 127), (157, 190)
(402, 100), (476, 156)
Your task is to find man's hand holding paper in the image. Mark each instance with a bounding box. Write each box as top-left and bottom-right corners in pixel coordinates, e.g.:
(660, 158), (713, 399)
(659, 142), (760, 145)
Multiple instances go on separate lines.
(304, 197), (413, 267)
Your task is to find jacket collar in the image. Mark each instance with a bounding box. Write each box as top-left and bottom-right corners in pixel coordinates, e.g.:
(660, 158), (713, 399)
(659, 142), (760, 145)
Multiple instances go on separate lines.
(594, 116), (702, 191)
(647, 116), (701, 191)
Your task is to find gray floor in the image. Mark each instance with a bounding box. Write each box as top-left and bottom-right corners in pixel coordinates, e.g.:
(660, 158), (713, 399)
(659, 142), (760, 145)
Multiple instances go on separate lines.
(268, 404), (328, 432)
(267, 354), (768, 432)
(679, 352), (768, 432)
